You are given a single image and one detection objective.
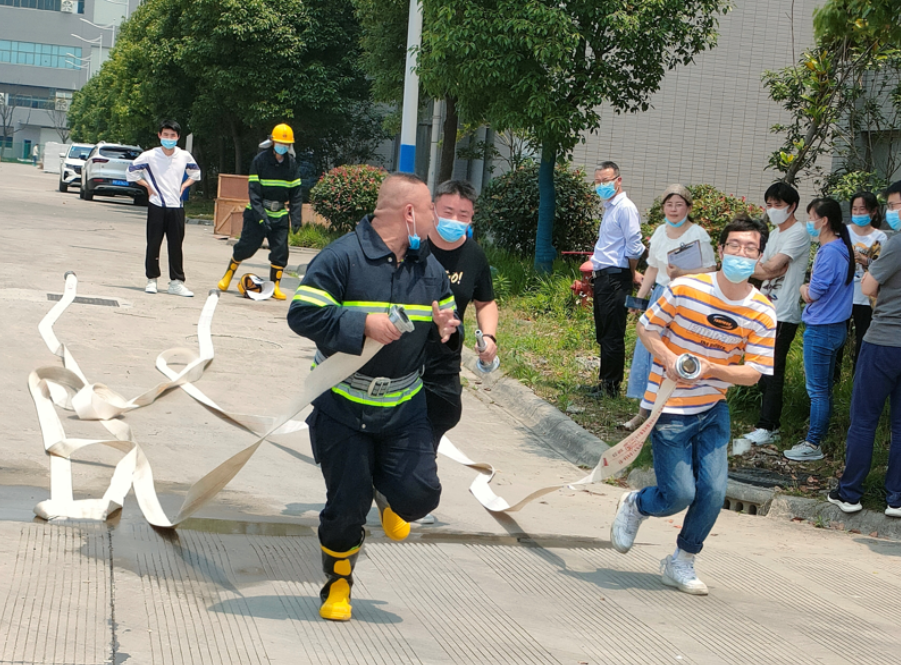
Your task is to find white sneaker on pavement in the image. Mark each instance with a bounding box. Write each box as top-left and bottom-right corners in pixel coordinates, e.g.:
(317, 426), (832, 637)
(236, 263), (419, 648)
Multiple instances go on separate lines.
(745, 428), (778, 446)
(661, 549), (709, 595)
(145, 279), (157, 294)
(886, 505), (901, 518)
(610, 491), (647, 554)
(167, 280), (194, 297)
(827, 489), (862, 513)
(783, 441), (824, 461)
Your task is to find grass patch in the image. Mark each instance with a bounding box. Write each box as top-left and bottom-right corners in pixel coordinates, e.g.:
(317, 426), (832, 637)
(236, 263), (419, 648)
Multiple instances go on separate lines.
(185, 199), (214, 218)
(289, 223), (341, 249)
(486, 244), (890, 510)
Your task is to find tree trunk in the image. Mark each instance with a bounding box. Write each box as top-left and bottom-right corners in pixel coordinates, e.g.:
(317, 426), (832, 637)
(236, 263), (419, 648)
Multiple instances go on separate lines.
(534, 142), (557, 273)
(231, 120), (243, 175)
(438, 96), (458, 183)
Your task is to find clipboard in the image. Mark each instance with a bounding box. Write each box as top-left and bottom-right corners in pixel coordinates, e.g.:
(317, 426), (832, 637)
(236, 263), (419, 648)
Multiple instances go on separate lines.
(667, 239), (705, 272)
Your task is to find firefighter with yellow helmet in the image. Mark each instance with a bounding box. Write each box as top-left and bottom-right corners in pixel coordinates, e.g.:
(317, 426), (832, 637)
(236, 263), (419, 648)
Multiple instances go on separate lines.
(217, 123), (303, 299)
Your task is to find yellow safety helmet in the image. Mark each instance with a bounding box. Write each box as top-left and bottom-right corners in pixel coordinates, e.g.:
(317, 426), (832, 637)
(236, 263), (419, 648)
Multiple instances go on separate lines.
(237, 273), (275, 301)
(271, 123), (295, 144)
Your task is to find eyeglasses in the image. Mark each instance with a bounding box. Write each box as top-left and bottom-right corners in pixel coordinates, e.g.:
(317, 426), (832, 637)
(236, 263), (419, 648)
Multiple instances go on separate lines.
(595, 177), (618, 185)
(723, 241), (761, 259)
(888, 201), (901, 211)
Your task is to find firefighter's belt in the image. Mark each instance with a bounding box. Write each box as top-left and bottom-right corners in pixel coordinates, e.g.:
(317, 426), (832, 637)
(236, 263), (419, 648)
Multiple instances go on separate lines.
(314, 350), (421, 397)
(263, 199), (286, 212)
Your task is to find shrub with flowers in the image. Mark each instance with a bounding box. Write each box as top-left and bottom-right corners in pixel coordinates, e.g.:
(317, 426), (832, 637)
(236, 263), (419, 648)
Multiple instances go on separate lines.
(310, 164), (389, 235)
(643, 184), (765, 251)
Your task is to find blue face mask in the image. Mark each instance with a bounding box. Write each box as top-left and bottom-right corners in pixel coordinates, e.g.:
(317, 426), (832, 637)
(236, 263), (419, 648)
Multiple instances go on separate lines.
(160, 138), (178, 150)
(596, 182), (616, 200)
(407, 210), (421, 250)
(436, 217), (468, 242)
(721, 254), (757, 284)
(666, 216), (687, 228)
(806, 221), (820, 239)
(851, 214), (871, 227)
(886, 210), (901, 231)
(274, 143), (289, 155)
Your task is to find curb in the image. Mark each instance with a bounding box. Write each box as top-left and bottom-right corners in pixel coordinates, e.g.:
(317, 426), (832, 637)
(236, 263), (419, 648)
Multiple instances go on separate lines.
(461, 348), (608, 468)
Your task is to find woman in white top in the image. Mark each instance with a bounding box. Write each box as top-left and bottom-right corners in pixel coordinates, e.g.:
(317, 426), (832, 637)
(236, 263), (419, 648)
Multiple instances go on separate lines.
(621, 184), (718, 430)
(840, 191), (887, 374)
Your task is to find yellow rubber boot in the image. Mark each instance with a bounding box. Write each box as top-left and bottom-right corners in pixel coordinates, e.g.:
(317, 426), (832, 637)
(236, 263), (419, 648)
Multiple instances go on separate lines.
(270, 264), (286, 300)
(218, 258), (240, 291)
(319, 543), (361, 621)
(374, 490), (410, 541)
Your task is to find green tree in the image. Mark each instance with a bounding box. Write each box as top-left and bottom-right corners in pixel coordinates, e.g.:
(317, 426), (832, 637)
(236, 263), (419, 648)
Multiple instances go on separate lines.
(417, 0), (729, 272)
(763, 0), (901, 189)
(68, 0), (384, 182)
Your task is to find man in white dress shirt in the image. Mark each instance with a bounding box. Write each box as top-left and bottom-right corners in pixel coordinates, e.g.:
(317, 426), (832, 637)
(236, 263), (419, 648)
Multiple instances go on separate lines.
(590, 161), (645, 398)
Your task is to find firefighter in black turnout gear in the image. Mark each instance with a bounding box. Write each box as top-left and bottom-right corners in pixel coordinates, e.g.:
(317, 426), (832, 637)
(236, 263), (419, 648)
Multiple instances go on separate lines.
(287, 173), (460, 622)
(217, 123), (303, 300)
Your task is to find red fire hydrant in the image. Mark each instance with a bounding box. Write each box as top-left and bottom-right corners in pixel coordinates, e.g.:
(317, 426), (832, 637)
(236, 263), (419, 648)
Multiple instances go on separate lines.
(570, 260), (594, 307)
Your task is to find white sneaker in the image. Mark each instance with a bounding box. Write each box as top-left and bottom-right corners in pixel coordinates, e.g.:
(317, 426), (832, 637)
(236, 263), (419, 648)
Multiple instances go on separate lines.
(661, 550), (709, 595)
(413, 514), (436, 525)
(886, 505), (901, 518)
(610, 491), (647, 554)
(783, 441), (824, 461)
(167, 280), (194, 297)
(745, 428), (778, 446)
(145, 279), (157, 294)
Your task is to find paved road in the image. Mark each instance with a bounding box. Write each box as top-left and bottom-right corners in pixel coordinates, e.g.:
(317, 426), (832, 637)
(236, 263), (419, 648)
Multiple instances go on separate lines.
(1, 162), (900, 664)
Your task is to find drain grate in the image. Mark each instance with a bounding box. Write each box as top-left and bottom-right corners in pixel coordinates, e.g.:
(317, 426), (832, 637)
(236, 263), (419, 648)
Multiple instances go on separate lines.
(47, 294), (120, 307)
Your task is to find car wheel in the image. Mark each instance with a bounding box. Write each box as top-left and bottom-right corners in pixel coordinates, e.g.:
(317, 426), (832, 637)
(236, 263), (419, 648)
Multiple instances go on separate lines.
(83, 186), (94, 201)
(59, 179), (68, 193)
(79, 186), (85, 199)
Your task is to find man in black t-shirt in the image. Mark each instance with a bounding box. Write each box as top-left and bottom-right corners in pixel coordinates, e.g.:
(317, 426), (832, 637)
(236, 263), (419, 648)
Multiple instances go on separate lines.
(424, 180), (499, 452)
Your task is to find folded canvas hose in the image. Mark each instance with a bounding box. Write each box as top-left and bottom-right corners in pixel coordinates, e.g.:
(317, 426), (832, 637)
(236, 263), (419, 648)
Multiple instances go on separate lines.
(30, 273), (674, 526)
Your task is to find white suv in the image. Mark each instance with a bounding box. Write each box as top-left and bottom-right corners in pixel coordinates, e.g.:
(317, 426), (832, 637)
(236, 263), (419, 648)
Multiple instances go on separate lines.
(58, 143), (94, 193)
(80, 142), (148, 205)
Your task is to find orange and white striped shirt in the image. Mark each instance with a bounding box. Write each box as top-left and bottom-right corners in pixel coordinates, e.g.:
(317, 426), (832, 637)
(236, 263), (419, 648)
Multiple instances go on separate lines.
(639, 273), (776, 415)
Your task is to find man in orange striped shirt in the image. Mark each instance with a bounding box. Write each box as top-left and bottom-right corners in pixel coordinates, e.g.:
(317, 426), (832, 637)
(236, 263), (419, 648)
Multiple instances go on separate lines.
(610, 215), (776, 595)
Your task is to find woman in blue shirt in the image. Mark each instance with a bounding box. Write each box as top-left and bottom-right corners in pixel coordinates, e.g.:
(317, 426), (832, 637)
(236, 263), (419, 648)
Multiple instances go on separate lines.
(784, 198), (855, 461)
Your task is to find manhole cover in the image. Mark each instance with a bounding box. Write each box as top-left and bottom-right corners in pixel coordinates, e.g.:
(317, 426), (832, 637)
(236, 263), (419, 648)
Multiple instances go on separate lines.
(47, 294), (119, 307)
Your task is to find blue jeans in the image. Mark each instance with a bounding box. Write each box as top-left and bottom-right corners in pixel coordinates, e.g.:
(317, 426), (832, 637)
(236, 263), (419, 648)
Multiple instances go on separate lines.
(838, 342), (901, 507)
(803, 322), (847, 447)
(635, 401), (730, 554)
(626, 283), (666, 400)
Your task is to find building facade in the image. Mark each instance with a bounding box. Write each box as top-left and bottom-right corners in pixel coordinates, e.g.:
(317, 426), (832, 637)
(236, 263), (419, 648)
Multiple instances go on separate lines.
(570, 0), (823, 215)
(0, 0), (140, 162)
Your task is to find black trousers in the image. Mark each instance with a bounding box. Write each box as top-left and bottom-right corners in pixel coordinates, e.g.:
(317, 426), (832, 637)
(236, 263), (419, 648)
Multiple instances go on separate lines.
(592, 269), (633, 390)
(834, 304), (874, 382)
(756, 320), (799, 431)
(232, 209), (290, 268)
(424, 376), (463, 452)
(145, 203), (185, 281)
(306, 406), (442, 552)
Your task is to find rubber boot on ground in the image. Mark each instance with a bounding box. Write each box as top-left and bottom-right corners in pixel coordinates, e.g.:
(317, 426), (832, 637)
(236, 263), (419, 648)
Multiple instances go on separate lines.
(319, 541), (362, 621)
(270, 264), (287, 300)
(218, 258), (240, 291)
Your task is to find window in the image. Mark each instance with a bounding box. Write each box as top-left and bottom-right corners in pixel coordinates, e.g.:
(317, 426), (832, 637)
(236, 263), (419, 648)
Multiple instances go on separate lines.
(0, 41), (82, 70)
(0, 1), (84, 14)
(99, 146), (141, 161)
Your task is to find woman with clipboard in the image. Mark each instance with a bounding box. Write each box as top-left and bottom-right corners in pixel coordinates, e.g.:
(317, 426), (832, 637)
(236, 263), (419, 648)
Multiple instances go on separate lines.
(622, 185), (718, 431)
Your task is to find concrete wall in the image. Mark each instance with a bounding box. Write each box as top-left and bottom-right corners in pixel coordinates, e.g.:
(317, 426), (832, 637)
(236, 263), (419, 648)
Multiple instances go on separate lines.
(570, 0), (824, 216)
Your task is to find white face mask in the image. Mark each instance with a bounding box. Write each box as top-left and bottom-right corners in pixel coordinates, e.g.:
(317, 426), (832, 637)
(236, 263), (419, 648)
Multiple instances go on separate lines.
(768, 206), (791, 226)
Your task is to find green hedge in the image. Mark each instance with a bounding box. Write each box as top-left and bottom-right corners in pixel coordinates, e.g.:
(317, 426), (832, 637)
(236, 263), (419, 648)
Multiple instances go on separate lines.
(473, 163), (600, 258)
(310, 164), (388, 235)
